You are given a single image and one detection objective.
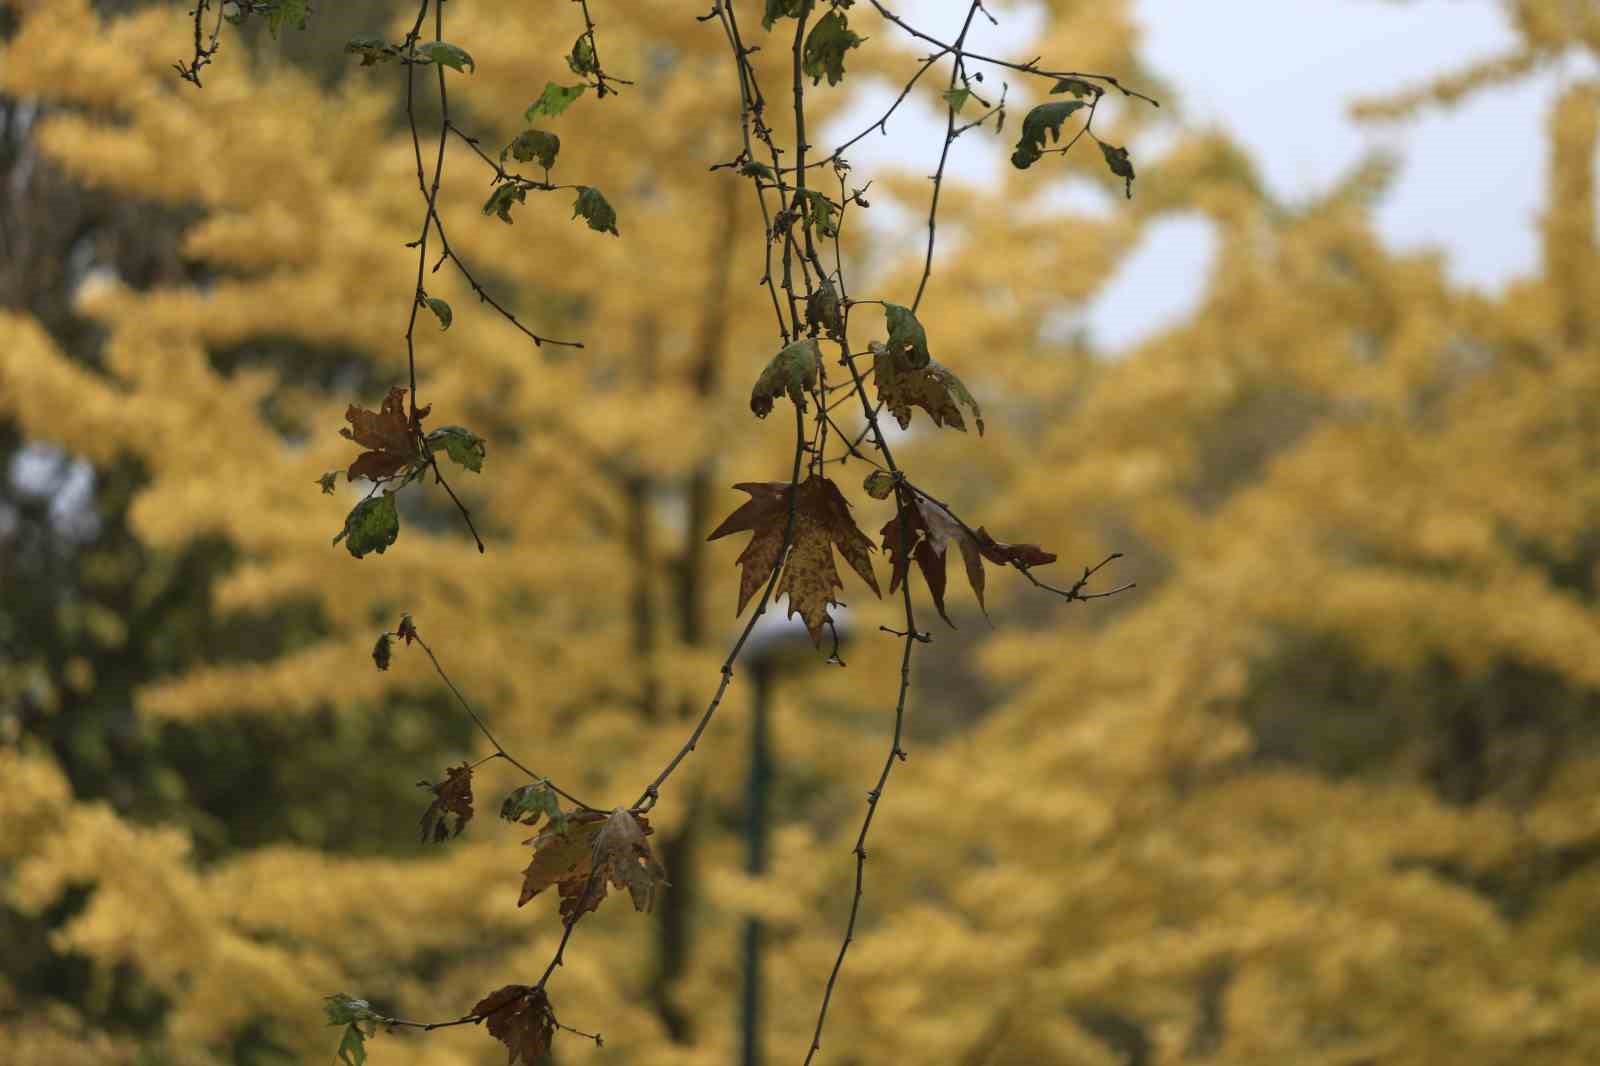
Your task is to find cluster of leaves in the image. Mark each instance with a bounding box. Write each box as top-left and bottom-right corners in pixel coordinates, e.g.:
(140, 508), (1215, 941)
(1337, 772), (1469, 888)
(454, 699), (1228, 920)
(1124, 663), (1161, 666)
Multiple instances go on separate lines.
(319, 387), (485, 559)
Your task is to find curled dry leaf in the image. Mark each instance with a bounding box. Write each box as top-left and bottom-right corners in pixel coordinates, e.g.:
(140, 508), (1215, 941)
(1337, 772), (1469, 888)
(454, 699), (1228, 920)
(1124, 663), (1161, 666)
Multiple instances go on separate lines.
(872, 341), (983, 435)
(473, 984), (555, 1066)
(518, 808), (667, 920)
(750, 339), (820, 418)
(417, 762), (474, 843)
(707, 474), (880, 644)
(881, 494), (1056, 625)
(342, 386), (425, 482)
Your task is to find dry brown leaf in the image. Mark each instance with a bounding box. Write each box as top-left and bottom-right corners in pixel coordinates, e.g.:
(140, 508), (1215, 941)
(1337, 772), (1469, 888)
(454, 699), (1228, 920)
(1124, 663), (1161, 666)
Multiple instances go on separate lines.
(472, 984), (555, 1066)
(567, 808), (669, 920)
(882, 494), (1053, 624)
(517, 809), (607, 909)
(708, 474), (880, 643)
(418, 762), (474, 843)
(872, 342), (983, 435)
(342, 386), (427, 482)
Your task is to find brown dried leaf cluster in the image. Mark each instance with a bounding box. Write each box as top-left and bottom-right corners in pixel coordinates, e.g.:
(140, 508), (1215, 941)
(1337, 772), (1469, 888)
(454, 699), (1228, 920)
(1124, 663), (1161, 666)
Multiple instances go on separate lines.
(708, 474), (880, 643)
(342, 386), (426, 482)
(418, 762), (474, 843)
(518, 808), (667, 921)
(472, 984), (555, 1066)
(882, 492), (1056, 624)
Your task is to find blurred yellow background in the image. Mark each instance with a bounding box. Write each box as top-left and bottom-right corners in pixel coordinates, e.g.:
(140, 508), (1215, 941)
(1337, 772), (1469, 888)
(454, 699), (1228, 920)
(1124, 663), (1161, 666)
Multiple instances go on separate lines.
(3, 1), (1600, 1063)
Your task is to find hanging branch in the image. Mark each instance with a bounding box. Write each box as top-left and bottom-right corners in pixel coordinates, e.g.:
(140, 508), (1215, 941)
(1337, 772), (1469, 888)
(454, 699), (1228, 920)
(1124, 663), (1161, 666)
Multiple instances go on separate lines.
(169, 1), (1147, 1063)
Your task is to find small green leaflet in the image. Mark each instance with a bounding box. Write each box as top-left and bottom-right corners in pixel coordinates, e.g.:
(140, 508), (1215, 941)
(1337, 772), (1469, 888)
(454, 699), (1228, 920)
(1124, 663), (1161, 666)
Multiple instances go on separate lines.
(883, 303), (931, 368)
(750, 338), (821, 418)
(762, 0), (808, 30)
(573, 186), (619, 235)
(863, 470), (896, 500)
(741, 160), (776, 181)
(334, 494), (400, 558)
(800, 190), (838, 239)
(525, 82), (586, 122)
(264, 0), (308, 37)
(942, 87), (972, 114)
(427, 426), (487, 473)
(424, 297), (452, 330)
(501, 781), (567, 833)
(802, 11), (865, 87)
(1099, 142), (1136, 198)
(317, 471), (340, 494)
(344, 34), (395, 65)
(1050, 77), (1096, 99)
(568, 34), (598, 75)
(417, 41), (474, 73)
(806, 278), (844, 338)
(506, 128), (560, 170)
(324, 994), (380, 1066)
(484, 183), (526, 223)
(1010, 100), (1085, 170)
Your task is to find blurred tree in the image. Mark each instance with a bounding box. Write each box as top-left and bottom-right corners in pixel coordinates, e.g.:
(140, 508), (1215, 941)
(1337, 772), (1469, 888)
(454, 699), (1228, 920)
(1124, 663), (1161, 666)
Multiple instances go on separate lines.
(2, 1), (1598, 1065)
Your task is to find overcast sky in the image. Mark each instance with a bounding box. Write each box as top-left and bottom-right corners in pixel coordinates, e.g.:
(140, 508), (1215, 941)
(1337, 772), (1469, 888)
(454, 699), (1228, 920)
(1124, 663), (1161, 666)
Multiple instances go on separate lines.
(824, 0), (1596, 350)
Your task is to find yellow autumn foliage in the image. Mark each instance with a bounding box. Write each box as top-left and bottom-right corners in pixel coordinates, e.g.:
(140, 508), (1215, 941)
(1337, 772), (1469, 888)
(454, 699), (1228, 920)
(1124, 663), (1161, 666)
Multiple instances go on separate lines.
(3, 1), (1599, 1064)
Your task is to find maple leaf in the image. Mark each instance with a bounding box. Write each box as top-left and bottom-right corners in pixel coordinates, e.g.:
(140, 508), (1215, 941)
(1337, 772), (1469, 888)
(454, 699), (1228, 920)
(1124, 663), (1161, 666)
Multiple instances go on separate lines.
(342, 386), (426, 482)
(708, 475), (880, 643)
(517, 808), (665, 920)
(473, 985), (555, 1066)
(872, 341), (984, 435)
(517, 809), (607, 911)
(881, 494), (1055, 625)
(417, 762), (474, 843)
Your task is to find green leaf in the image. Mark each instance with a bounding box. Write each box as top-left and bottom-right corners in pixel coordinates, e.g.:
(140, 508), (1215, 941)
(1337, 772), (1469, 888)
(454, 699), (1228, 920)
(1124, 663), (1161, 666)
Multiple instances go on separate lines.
(505, 128), (560, 170)
(1010, 100), (1086, 169)
(942, 87), (972, 114)
(572, 186), (619, 236)
(1050, 77), (1096, 99)
(324, 992), (377, 1024)
(741, 160), (776, 181)
(336, 1025), (368, 1066)
(427, 426), (487, 473)
(344, 34), (395, 65)
(802, 11), (865, 87)
(1099, 141), (1136, 198)
(483, 183), (527, 224)
(883, 303), (931, 368)
(424, 297), (452, 330)
(416, 41), (474, 73)
(800, 190), (838, 239)
(333, 494), (400, 559)
(762, 0), (808, 30)
(750, 338), (821, 418)
(500, 781), (567, 833)
(265, 0), (308, 37)
(567, 34), (598, 76)
(317, 471), (340, 495)
(372, 634), (392, 671)
(525, 82), (586, 122)
(863, 470), (896, 500)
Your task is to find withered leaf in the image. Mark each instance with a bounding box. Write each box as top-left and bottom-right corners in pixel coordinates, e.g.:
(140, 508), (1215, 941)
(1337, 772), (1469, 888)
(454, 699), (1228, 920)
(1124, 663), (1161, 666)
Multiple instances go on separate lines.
(806, 278), (844, 338)
(708, 475), (880, 643)
(342, 386), (425, 482)
(473, 984), (555, 1066)
(880, 493), (1042, 625)
(418, 762), (474, 843)
(517, 808), (665, 920)
(372, 633), (392, 671)
(974, 527), (1057, 568)
(517, 809), (607, 910)
(872, 341), (984, 435)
